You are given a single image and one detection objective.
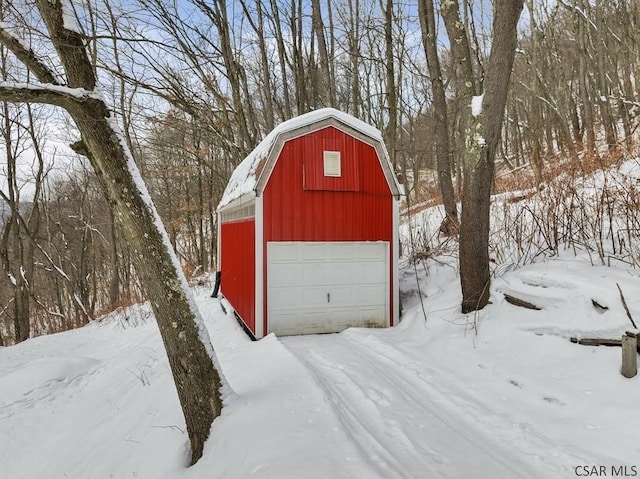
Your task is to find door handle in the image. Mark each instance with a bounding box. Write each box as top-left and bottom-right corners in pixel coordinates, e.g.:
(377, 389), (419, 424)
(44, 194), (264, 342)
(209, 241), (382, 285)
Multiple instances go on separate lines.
(327, 293), (330, 303)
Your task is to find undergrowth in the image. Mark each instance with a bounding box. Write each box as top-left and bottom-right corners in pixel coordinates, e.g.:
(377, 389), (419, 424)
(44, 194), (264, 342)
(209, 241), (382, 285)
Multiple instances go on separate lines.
(404, 150), (640, 270)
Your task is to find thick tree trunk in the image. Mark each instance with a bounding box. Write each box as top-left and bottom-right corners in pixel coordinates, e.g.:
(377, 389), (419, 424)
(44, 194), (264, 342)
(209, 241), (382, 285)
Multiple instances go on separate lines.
(66, 67), (224, 471)
(440, 0), (477, 207)
(74, 100), (224, 462)
(459, 0), (524, 313)
(440, 0), (477, 101)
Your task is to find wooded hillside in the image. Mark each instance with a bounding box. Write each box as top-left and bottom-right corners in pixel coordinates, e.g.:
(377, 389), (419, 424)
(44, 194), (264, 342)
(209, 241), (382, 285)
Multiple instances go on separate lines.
(1, 0), (639, 344)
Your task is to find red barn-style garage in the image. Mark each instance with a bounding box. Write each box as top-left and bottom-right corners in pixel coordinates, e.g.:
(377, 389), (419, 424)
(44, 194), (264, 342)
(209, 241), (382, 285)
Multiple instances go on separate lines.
(217, 108), (401, 338)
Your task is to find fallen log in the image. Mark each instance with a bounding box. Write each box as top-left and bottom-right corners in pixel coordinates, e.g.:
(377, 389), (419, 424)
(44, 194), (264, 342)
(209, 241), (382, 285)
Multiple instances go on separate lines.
(570, 336), (640, 352)
(570, 337), (622, 347)
(503, 293), (542, 310)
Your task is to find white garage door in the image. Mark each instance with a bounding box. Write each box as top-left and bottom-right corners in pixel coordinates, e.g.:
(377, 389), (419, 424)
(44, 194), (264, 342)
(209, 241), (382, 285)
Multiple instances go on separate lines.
(267, 241), (389, 336)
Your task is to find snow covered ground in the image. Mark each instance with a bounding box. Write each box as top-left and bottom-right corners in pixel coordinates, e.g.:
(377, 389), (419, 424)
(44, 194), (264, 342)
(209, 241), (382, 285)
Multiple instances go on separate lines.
(1, 254), (639, 478)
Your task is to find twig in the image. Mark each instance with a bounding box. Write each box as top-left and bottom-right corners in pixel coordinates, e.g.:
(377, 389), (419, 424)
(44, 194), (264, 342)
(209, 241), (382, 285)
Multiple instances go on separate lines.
(152, 424), (185, 433)
(616, 283), (638, 329)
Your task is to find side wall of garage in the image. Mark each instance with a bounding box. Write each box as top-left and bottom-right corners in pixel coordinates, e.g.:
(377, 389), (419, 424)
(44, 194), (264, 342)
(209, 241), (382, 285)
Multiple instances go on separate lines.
(220, 219), (256, 333)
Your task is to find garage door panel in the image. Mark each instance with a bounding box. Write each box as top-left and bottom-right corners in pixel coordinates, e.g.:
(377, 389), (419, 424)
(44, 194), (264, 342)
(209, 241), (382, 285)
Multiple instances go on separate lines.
(302, 287), (330, 307)
(268, 307), (387, 335)
(268, 312), (298, 335)
(271, 288), (304, 308)
(269, 263), (306, 286)
(355, 285), (386, 305)
(358, 307), (386, 326)
(302, 263), (332, 285)
(327, 287), (354, 307)
(269, 244), (299, 262)
(330, 243), (355, 260)
(303, 243), (328, 261)
(359, 242), (386, 259)
(330, 263), (357, 283)
(356, 261), (386, 282)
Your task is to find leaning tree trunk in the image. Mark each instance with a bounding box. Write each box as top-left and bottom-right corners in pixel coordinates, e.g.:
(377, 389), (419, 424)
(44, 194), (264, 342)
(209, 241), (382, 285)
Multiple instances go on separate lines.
(70, 99), (224, 463)
(459, 0), (524, 313)
(0, 0), (225, 464)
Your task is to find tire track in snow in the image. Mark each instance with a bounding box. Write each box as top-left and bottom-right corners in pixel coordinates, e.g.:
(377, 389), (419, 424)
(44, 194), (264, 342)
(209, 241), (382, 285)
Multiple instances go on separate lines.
(343, 330), (619, 470)
(284, 333), (552, 478)
(285, 342), (430, 479)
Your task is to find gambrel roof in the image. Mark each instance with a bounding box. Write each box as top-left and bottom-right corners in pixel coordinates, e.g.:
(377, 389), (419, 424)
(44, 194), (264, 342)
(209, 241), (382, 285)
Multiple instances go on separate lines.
(218, 108), (400, 211)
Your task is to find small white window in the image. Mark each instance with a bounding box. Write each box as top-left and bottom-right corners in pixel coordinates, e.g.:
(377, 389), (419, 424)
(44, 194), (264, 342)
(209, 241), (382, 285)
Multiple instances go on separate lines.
(323, 151), (341, 177)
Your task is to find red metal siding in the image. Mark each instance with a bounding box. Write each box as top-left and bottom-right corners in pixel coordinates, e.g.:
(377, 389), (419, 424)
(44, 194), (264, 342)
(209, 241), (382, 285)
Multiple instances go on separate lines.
(264, 127), (393, 241)
(303, 130), (360, 191)
(262, 126), (395, 331)
(220, 219), (256, 334)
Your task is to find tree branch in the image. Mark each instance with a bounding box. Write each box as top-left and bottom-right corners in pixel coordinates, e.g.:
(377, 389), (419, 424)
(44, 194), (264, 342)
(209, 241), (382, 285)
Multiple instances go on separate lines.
(0, 82), (98, 108)
(0, 22), (61, 85)
(36, 0), (96, 89)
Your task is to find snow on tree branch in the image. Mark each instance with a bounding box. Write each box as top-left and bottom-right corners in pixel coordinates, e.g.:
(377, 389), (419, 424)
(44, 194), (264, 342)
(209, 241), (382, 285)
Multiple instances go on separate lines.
(36, 0), (96, 90)
(0, 82), (100, 107)
(59, 0), (83, 35)
(0, 22), (61, 85)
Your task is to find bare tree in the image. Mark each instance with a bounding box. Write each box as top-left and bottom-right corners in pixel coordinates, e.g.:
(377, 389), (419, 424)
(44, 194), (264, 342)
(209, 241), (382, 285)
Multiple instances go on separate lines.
(382, 0), (397, 169)
(0, 0), (224, 464)
(238, 0), (275, 130)
(345, 0), (362, 116)
(417, 0), (458, 234)
(311, 0), (334, 107)
(0, 103), (43, 342)
(459, 0), (525, 313)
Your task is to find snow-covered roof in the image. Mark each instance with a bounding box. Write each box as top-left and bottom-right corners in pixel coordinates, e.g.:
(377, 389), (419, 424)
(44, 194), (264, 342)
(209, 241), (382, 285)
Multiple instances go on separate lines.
(218, 108), (397, 210)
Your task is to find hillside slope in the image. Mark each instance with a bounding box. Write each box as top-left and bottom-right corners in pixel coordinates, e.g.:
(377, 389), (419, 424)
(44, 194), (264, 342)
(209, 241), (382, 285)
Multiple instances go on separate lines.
(1, 262), (639, 479)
